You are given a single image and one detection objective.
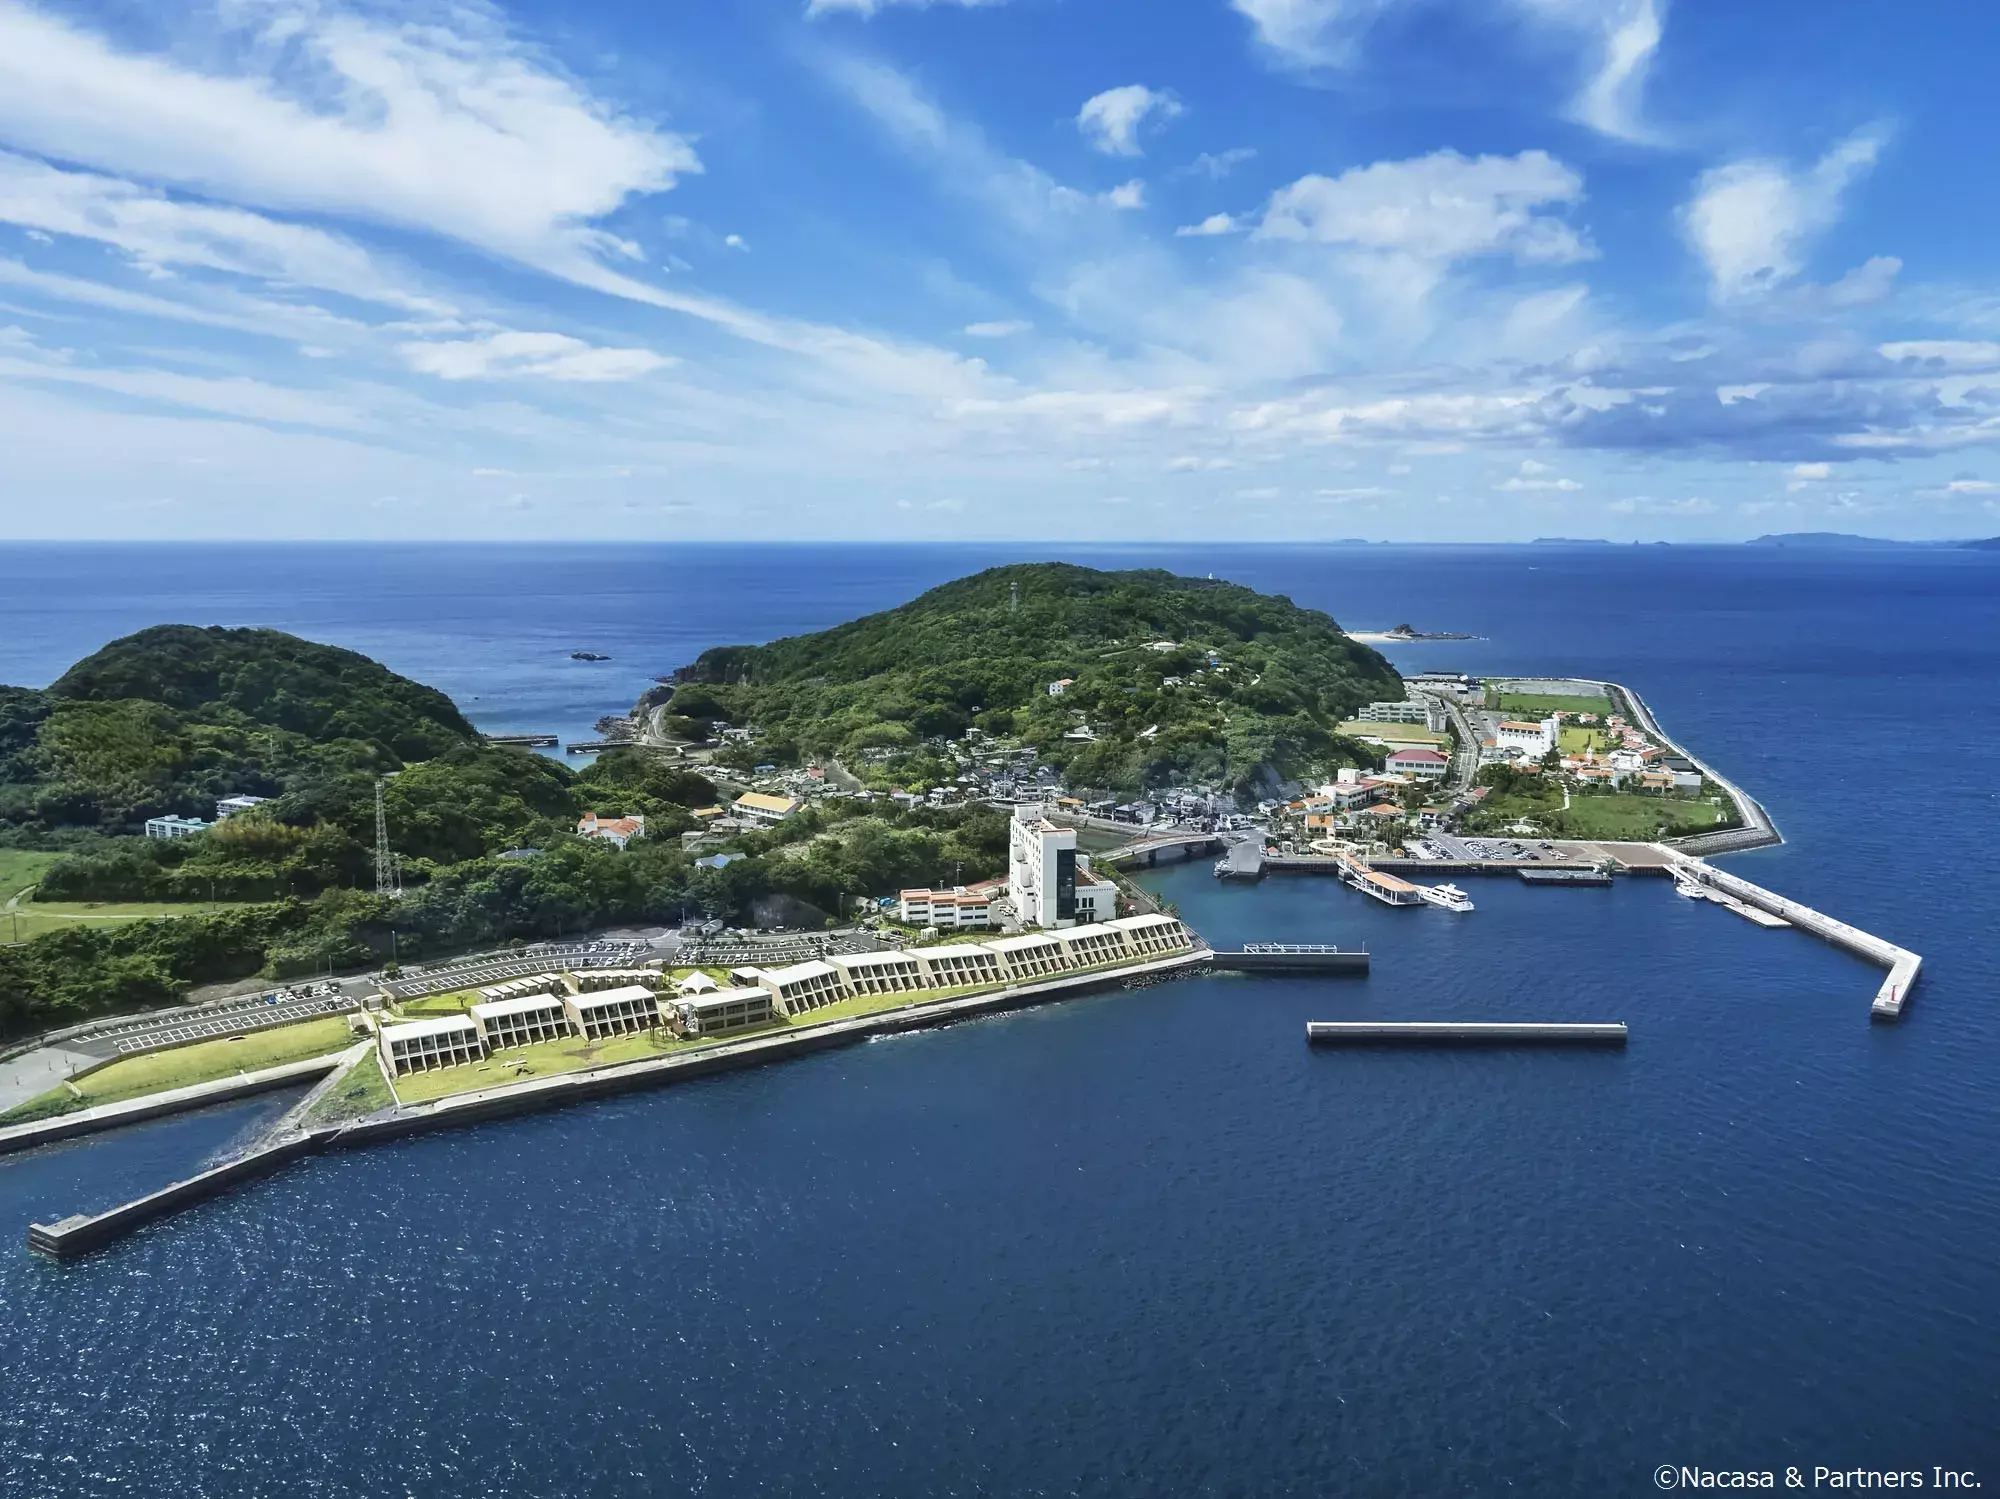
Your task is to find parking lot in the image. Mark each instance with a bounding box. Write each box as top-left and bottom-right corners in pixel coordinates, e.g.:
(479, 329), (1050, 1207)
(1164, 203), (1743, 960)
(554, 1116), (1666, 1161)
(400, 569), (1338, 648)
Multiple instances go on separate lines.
(108, 993), (353, 1055)
(388, 941), (652, 999)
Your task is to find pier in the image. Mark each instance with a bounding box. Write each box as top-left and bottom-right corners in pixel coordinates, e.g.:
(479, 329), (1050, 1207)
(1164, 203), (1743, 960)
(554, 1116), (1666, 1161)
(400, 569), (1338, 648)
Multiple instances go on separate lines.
(1307, 1021), (1628, 1048)
(1332, 852), (1424, 906)
(487, 733), (559, 748)
(1209, 944), (1370, 974)
(1660, 849), (1921, 1019)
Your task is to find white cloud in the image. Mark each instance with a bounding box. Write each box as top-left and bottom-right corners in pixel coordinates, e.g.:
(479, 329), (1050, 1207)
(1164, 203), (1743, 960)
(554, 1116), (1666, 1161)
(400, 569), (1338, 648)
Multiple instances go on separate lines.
(1683, 132), (1884, 301)
(1185, 148), (1257, 180)
(1786, 460), (1831, 491)
(964, 319), (1032, 338)
(1513, 0), (1665, 142)
(1609, 495), (1716, 515)
(0, 348), (366, 428)
(1103, 179), (1147, 211)
(1167, 455), (1237, 471)
(724, 234), (748, 251)
(1498, 457), (1582, 492)
(1257, 150), (1592, 266)
(1176, 213), (1242, 238)
(0, 150), (440, 311)
(1230, 0), (1394, 68)
(1076, 85), (1183, 158)
(0, 1), (698, 295)
(397, 330), (673, 382)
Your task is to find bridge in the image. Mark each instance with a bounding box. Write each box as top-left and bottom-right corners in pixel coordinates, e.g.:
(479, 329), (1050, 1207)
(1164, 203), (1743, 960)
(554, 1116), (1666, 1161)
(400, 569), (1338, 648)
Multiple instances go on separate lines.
(1100, 831), (1227, 868)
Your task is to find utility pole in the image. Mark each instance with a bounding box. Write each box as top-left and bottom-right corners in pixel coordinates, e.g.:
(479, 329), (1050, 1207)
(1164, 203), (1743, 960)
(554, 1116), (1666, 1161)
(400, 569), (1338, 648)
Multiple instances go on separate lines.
(1010, 581), (1019, 615)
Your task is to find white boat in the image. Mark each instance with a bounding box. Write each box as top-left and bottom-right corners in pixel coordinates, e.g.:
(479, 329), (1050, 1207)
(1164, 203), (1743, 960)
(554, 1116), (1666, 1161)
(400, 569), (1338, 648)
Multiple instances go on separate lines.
(1673, 876), (1708, 900)
(1420, 883), (1475, 913)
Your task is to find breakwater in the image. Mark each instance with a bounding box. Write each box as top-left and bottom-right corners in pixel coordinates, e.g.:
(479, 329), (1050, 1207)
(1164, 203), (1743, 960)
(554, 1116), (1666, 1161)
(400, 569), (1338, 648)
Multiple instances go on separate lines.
(1661, 850), (1921, 1019)
(0, 1054), (348, 1158)
(1306, 1021), (1628, 1048)
(1209, 944), (1370, 974)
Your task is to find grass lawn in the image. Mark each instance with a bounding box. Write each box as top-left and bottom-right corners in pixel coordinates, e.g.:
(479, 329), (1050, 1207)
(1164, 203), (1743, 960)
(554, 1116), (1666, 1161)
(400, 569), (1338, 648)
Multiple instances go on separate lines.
(4, 892), (264, 943)
(391, 1025), (722, 1103)
(1492, 690), (1616, 719)
(1558, 726), (1614, 755)
(1558, 795), (1729, 841)
(1339, 720), (1448, 745)
(0, 1014), (356, 1123)
(398, 989), (482, 1017)
(299, 1050), (399, 1127)
(0, 849), (59, 903)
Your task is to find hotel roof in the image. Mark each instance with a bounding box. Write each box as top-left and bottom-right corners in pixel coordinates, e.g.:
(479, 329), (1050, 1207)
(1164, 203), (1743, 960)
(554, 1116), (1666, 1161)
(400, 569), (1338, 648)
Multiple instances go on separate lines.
(567, 984), (656, 1008)
(470, 994), (569, 1020)
(381, 1015), (480, 1040)
(734, 791), (799, 815)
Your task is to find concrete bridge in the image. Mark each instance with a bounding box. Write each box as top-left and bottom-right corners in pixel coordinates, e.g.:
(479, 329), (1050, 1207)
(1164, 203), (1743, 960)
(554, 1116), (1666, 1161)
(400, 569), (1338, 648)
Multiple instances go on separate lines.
(1100, 832), (1227, 869)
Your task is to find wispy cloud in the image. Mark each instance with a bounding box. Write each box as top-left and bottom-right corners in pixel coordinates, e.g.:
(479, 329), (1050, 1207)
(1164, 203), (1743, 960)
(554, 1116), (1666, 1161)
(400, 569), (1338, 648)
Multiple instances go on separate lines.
(1683, 131), (1886, 301)
(1076, 85), (1183, 157)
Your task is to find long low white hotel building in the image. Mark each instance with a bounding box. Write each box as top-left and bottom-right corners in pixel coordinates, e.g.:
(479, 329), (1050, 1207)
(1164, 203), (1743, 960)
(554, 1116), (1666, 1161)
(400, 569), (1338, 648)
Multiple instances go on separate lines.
(376, 915), (1196, 1076)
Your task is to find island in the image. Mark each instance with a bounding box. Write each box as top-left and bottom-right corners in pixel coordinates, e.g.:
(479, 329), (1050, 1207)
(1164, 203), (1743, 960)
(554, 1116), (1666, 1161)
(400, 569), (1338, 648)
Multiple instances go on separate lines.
(0, 565), (1925, 1256)
(1345, 623), (1478, 643)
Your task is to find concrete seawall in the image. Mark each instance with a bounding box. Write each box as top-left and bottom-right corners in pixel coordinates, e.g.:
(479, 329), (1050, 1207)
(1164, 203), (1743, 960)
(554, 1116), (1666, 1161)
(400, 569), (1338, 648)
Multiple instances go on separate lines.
(0, 1054), (347, 1158)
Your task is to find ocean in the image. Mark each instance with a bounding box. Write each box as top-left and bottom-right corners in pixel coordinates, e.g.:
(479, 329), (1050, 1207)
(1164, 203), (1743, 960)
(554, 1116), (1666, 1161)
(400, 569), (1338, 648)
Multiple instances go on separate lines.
(2, 541), (1997, 1496)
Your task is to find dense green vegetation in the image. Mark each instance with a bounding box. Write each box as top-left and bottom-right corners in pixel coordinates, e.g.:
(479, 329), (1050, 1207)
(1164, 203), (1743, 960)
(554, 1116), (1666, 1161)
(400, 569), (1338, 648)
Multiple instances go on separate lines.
(659, 563), (1400, 797)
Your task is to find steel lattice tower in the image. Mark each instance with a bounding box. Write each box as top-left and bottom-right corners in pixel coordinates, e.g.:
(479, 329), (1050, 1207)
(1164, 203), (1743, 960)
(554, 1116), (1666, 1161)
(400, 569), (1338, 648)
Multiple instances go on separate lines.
(373, 776), (396, 898)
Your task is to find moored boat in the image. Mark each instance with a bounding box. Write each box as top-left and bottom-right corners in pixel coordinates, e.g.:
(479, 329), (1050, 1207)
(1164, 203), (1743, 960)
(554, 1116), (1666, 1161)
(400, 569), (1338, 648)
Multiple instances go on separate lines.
(1420, 882), (1475, 912)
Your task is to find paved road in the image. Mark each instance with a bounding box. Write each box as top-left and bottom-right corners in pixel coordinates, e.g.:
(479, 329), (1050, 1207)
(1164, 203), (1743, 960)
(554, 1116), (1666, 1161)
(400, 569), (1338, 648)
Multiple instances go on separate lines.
(0, 1046), (100, 1114)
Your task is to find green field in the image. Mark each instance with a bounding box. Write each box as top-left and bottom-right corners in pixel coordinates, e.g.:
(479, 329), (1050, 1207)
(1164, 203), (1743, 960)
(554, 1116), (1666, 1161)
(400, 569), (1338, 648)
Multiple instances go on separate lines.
(1, 849), (262, 943)
(298, 1050), (400, 1127)
(1557, 794), (1729, 841)
(1338, 720), (1448, 746)
(1492, 690), (1616, 719)
(1558, 726), (1615, 755)
(390, 1024), (724, 1103)
(0, 1015), (356, 1124)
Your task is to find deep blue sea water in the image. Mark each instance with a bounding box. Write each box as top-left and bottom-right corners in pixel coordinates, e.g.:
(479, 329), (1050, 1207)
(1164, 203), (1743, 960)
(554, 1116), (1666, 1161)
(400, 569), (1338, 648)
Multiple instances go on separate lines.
(2, 542), (1998, 1496)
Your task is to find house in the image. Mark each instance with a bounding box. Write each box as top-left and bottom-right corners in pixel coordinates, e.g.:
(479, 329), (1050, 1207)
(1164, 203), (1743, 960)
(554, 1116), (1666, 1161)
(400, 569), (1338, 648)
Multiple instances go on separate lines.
(756, 960), (849, 1016)
(378, 1015), (483, 1076)
(1107, 914), (1190, 955)
(1361, 802), (1404, 820)
(562, 984), (660, 1039)
(898, 883), (997, 929)
(1384, 747), (1450, 780)
(914, 943), (1005, 989)
(985, 932), (1069, 979)
(732, 792), (798, 824)
(577, 812), (646, 848)
(214, 795), (270, 819)
(470, 995), (571, 1052)
(665, 986), (774, 1038)
(827, 951), (924, 995)
(144, 815), (211, 840)
(1047, 678), (1074, 697)
(1055, 923), (1128, 968)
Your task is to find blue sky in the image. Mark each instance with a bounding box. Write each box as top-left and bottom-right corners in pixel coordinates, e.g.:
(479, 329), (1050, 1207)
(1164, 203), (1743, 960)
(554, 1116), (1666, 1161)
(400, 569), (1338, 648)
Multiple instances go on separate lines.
(1, 0), (1997, 542)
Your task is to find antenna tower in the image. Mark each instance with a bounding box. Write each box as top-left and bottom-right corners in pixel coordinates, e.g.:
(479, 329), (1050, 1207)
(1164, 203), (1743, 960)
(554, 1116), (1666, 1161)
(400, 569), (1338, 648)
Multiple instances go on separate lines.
(373, 777), (399, 898)
(1010, 581), (1019, 614)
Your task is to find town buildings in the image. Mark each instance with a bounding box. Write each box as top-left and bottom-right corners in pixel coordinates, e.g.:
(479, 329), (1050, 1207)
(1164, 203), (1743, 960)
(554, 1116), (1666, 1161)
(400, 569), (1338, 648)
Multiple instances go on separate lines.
(214, 795), (270, 819)
(143, 815), (211, 840)
(378, 1015), (484, 1076)
(1494, 715), (1560, 758)
(577, 812), (646, 848)
(1384, 747), (1450, 780)
(732, 791), (799, 824)
(665, 986), (774, 1038)
(897, 881), (1001, 929)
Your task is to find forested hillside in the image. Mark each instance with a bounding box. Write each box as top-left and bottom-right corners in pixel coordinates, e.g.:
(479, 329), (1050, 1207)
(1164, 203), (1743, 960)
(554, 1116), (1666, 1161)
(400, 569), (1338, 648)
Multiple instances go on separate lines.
(666, 563), (1400, 795)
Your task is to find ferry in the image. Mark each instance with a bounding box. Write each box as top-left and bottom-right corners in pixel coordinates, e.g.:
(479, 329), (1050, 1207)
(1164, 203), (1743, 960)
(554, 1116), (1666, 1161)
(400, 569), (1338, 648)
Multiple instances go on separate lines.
(1420, 883), (1475, 913)
(1673, 875), (1708, 900)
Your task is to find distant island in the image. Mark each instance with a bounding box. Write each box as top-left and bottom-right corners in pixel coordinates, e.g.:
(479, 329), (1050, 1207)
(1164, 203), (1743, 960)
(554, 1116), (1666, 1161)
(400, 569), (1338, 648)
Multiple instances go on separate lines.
(1347, 623), (1477, 643)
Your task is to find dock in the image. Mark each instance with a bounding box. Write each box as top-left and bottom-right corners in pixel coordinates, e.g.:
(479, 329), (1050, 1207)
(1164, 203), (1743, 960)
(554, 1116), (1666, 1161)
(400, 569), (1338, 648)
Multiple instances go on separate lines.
(487, 733), (559, 748)
(1518, 867), (1612, 887)
(1209, 944), (1370, 974)
(1660, 848), (1921, 1019)
(1332, 852), (1424, 906)
(1307, 1021), (1627, 1048)
(1214, 841), (1267, 880)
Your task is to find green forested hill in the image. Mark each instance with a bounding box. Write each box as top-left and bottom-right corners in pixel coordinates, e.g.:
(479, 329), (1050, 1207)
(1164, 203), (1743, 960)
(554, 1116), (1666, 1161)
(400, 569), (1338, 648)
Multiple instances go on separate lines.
(669, 563), (1401, 794)
(0, 626), (479, 835)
